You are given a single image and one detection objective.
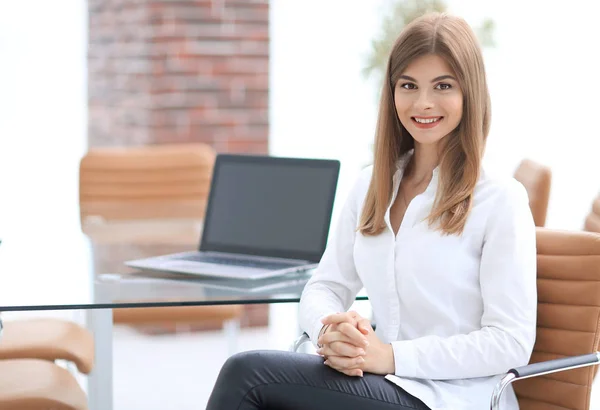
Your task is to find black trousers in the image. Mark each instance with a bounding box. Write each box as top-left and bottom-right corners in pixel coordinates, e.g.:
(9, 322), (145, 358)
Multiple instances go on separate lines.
(206, 350), (431, 410)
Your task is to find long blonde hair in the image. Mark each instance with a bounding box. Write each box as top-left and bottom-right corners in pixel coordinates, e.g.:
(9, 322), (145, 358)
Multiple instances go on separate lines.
(358, 12), (491, 236)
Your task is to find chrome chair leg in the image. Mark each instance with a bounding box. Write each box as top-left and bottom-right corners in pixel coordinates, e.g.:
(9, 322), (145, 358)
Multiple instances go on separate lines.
(290, 332), (310, 352)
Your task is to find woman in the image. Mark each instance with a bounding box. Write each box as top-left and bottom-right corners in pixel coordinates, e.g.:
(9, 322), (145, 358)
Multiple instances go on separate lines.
(206, 12), (536, 410)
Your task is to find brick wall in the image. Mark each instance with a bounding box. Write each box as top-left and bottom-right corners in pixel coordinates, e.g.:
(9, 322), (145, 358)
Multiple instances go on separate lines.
(88, 0), (269, 154)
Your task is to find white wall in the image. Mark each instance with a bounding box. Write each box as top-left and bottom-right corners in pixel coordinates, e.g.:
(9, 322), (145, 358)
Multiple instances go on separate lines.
(0, 1), (89, 315)
(465, 0), (600, 230)
(269, 0), (387, 224)
(0, 1), (87, 230)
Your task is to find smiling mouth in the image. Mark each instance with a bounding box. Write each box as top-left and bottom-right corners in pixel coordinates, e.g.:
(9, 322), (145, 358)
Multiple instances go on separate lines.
(412, 116), (443, 124)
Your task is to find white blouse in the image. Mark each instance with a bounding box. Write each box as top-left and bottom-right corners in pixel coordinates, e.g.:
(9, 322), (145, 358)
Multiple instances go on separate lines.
(299, 153), (537, 410)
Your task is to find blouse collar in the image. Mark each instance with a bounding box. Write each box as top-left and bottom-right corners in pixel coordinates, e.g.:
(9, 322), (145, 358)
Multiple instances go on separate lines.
(393, 149), (440, 196)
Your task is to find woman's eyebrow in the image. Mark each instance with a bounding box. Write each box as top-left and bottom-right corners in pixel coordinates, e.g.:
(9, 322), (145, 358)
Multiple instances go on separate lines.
(431, 74), (456, 82)
(398, 74), (457, 83)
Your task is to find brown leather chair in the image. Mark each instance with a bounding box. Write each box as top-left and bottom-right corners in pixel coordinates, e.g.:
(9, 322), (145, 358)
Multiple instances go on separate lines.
(0, 359), (88, 410)
(584, 192), (600, 233)
(504, 228), (600, 409)
(514, 159), (552, 227)
(79, 143), (243, 334)
(292, 228), (600, 409)
(79, 143), (215, 222)
(0, 318), (94, 374)
(0, 318), (93, 409)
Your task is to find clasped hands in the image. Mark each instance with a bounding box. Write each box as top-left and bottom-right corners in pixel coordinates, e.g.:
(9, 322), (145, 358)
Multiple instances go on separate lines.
(316, 311), (395, 377)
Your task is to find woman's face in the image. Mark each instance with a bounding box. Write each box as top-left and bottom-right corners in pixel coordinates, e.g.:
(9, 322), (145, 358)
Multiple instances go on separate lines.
(393, 54), (463, 147)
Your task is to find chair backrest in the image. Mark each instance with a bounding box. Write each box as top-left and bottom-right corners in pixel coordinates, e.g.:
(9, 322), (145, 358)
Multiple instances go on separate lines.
(79, 143), (215, 223)
(584, 193), (600, 233)
(513, 159), (552, 227)
(514, 228), (600, 410)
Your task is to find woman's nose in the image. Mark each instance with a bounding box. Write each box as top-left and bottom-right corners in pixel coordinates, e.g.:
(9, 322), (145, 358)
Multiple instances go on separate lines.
(414, 91), (434, 111)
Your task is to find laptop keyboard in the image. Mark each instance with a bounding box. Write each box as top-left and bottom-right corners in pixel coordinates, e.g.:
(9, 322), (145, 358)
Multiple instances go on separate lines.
(176, 254), (303, 270)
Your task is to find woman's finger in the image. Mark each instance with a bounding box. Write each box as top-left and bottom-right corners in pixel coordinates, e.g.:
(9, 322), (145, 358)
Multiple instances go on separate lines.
(348, 368), (364, 377)
(329, 365), (363, 378)
(356, 318), (372, 336)
(324, 354), (365, 372)
(318, 340), (365, 358)
(321, 311), (361, 326)
(318, 330), (357, 347)
(324, 357), (363, 377)
(324, 359), (363, 377)
(317, 341), (363, 358)
(337, 322), (369, 347)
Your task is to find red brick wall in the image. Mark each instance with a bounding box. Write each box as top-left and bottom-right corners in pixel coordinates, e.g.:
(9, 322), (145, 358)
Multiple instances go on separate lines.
(88, 0), (269, 154)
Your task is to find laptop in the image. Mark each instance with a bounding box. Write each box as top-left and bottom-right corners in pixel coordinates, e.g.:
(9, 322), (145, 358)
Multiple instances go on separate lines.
(117, 270), (313, 294)
(125, 154), (340, 280)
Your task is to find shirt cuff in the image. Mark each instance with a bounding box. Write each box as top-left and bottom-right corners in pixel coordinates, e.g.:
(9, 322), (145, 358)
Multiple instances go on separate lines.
(391, 340), (419, 378)
(310, 316), (329, 349)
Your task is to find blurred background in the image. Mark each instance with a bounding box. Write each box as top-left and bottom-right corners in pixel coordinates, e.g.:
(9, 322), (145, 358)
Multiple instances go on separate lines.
(0, 0), (599, 408)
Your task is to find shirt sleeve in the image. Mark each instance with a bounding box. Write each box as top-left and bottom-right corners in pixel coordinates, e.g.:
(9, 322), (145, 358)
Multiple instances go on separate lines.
(391, 180), (537, 379)
(298, 169), (368, 348)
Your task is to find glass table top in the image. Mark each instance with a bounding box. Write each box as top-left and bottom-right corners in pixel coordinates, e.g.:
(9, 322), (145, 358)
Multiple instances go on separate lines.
(0, 219), (367, 311)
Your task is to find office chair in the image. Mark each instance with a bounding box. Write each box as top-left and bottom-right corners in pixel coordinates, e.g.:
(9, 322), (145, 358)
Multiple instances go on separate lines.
(79, 143), (215, 222)
(79, 143), (243, 349)
(0, 318), (94, 374)
(584, 192), (600, 233)
(292, 228), (600, 410)
(513, 159), (552, 227)
(0, 317), (91, 409)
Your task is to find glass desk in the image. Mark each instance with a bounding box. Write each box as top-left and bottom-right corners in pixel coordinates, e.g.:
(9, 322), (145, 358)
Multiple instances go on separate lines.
(0, 218), (367, 410)
(88, 270), (335, 410)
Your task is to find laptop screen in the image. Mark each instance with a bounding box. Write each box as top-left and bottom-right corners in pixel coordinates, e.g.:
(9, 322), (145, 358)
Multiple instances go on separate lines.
(200, 155), (340, 262)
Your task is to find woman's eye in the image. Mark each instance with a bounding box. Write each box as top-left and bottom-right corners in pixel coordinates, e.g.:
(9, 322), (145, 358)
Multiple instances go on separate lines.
(435, 83), (452, 90)
(400, 83), (416, 90)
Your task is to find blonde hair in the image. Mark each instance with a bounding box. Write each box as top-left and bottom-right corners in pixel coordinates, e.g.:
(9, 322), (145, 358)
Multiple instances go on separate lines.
(358, 12), (491, 236)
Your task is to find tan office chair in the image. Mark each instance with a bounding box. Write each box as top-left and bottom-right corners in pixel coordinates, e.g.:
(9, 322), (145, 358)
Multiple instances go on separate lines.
(79, 143), (215, 222)
(0, 318), (93, 409)
(0, 318), (94, 374)
(79, 143), (244, 335)
(292, 228), (600, 409)
(0, 359), (88, 410)
(506, 228), (600, 410)
(584, 192), (600, 233)
(514, 159), (552, 227)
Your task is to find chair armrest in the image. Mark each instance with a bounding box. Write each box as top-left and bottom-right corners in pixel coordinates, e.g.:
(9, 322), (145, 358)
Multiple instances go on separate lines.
(510, 353), (600, 378)
(290, 332), (310, 352)
(0, 319), (95, 374)
(490, 352), (600, 410)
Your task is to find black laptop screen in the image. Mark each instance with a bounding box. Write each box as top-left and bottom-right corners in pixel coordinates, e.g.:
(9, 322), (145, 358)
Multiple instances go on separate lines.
(199, 155), (340, 262)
